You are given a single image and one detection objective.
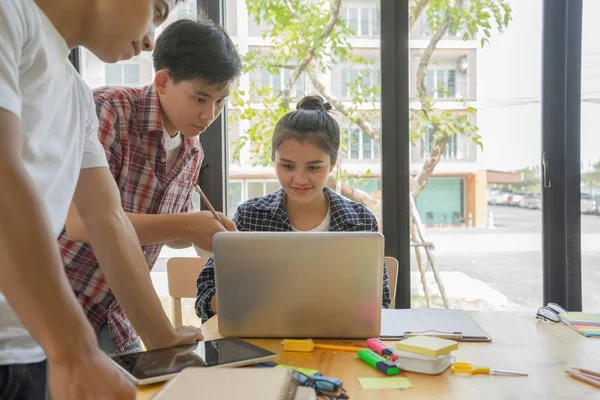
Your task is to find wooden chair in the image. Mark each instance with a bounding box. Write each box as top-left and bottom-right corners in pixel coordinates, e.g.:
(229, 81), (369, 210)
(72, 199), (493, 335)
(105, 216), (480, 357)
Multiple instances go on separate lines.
(166, 257), (207, 327)
(385, 256), (399, 309)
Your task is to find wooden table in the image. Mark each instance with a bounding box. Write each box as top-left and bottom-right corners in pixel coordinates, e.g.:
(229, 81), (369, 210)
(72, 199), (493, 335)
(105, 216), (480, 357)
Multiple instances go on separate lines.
(137, 312), (600, 399)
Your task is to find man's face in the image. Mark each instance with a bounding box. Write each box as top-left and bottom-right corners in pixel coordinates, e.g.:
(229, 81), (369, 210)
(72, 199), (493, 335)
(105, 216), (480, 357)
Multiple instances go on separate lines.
(84, 0), (175, 63)
(157, 74), (232, 138)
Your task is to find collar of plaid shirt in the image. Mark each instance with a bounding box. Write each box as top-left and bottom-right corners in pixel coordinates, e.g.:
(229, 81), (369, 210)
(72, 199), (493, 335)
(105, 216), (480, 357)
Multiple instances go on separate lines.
(250, 186), (371, 231)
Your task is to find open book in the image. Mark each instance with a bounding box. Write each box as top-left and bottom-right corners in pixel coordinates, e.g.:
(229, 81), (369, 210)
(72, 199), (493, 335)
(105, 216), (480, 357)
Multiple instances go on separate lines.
(153, 367), (300, 400)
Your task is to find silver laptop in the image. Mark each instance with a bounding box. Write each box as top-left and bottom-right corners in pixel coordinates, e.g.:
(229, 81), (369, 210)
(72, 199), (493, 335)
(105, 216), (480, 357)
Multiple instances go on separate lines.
(213, 231), (384, 338)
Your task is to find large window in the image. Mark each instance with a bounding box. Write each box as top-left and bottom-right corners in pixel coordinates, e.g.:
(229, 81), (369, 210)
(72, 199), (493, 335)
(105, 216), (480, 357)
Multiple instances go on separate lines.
(79, 0), (585, 312)
(581, 0), (600, 312)
(407, 2), (543, 311)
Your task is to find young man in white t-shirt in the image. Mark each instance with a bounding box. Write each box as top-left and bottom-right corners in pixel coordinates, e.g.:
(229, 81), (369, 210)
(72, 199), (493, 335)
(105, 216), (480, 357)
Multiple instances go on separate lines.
(0, 0), (211, 398)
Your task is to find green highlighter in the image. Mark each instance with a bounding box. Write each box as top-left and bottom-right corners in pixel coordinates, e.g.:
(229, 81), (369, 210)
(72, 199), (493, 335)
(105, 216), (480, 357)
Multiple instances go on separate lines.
(358, 349), (400, 375)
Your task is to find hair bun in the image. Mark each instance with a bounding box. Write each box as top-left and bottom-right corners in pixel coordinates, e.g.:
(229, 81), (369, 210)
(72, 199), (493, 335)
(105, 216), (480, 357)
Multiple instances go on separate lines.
(297, 95), (331, 112)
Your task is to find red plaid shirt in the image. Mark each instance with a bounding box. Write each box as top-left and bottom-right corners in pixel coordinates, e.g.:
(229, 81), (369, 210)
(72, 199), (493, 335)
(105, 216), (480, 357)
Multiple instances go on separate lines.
(58, 84), (203, 353)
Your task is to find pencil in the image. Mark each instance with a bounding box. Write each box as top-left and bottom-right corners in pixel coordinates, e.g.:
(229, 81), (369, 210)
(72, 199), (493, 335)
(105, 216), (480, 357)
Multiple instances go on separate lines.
(572, 368), (600, 379)
(194, 184), (226, 227)
(566, 370), (600, 389)
(313, 344), (368, 352)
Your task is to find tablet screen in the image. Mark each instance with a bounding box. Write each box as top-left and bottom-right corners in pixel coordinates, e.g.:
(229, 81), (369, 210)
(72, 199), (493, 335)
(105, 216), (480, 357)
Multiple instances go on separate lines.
(111, 337), (275, 380)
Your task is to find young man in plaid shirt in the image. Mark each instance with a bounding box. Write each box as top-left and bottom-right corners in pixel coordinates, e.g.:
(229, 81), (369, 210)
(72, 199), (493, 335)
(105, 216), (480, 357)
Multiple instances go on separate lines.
(59, 19), (241, 356)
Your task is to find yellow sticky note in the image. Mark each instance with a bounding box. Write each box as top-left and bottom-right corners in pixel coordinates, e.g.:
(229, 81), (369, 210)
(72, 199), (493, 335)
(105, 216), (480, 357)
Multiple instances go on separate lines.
(358, 377), (413, 390)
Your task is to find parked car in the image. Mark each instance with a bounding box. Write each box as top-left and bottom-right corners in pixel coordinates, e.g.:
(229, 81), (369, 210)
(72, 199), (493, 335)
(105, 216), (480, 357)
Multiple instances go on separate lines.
(488, 189), (513, 206)
(519, 193), (541, 209)
(508, 193), (525, 207)
(581, 193), (596, 214)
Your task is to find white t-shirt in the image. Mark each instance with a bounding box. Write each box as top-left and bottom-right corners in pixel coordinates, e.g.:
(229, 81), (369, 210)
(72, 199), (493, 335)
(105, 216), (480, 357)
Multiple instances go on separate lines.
(291, 208), (331, 232)
(163, 129), (183, 173)
(0, 0), (109, 365)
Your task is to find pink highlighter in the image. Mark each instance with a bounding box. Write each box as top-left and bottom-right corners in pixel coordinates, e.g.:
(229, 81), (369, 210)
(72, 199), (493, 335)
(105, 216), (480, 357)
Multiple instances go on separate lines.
(366, 338), (399, 361)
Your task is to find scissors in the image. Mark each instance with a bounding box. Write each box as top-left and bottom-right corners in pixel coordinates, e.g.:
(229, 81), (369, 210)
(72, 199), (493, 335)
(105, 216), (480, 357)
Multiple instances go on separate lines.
(451, 362), (528, 376)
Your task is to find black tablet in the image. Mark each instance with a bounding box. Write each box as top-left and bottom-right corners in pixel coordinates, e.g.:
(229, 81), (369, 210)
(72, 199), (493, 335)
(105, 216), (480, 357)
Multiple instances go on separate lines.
(111, 337), (276, 385)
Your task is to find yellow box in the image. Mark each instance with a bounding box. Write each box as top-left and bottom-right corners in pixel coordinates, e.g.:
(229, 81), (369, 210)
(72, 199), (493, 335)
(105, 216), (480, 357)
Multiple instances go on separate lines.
(395, 336), (458, 358)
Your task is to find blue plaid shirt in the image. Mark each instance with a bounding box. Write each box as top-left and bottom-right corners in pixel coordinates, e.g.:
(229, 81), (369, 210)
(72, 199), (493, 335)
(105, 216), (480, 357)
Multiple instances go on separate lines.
(195, 187), (391, 320)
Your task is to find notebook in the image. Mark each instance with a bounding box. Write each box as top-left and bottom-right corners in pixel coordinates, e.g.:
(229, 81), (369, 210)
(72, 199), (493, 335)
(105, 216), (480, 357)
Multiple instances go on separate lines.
(559, 312), (600, 337)
(380, 308), (492, 342)
(395, 336), (459, 358)
(153, 367), (298, 400)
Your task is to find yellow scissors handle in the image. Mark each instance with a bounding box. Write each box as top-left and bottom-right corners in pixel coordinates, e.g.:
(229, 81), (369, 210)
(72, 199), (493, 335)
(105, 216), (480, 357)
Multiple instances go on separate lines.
(451, 362), (491, 375)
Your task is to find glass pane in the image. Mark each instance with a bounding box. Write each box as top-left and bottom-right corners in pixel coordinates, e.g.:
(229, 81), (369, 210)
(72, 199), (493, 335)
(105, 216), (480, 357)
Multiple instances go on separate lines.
(360, 8), (369, 36)
(350, 128), (360, 159)
(123, 64), (140, 86)
(372, 8), (380, 35)
(227, 182), (243, 216)
(347, 7), (358, 34)
(409, 2), (541, 310)
(447, 70), (456, 97)
(266, 181), (280, 194)
(226, 0), (382, 229)
(247, 181), (264, 200)
(581, 0), (600, 311)
(362, 131), (372, 159)
(105, 64), (122, 85)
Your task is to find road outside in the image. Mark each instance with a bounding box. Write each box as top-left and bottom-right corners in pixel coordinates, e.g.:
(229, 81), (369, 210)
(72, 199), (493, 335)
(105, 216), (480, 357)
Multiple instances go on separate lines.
(414, 206), (599, 312)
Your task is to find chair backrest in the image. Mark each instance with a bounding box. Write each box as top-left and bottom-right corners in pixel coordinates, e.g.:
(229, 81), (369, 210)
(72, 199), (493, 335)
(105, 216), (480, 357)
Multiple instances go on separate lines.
(385, 256), (399, 309)
(166, 257), (207, 326)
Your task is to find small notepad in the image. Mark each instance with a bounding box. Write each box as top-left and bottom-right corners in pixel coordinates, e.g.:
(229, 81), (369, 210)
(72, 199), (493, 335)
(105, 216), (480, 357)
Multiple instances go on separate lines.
(154, 368), (298, 400)
(395, 336), (458, 358)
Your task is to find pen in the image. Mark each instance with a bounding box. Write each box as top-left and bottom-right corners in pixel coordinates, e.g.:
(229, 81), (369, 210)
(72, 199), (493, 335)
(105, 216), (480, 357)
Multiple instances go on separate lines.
(358, 349), (400, 375)
(194, 184), (226, 227)
(366, 338), (398, 361)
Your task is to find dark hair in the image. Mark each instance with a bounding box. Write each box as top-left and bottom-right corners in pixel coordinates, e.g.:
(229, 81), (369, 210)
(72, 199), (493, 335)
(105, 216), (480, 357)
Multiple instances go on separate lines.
(271, 96), (340, 163)
(153, 19), (242, 85)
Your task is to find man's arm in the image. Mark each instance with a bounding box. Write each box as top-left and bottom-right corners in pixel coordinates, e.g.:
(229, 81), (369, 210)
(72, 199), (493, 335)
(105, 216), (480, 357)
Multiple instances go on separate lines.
(0, 110), (135, 398)
(72, 166), (204, 350)
(66, 203), (235, 252)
